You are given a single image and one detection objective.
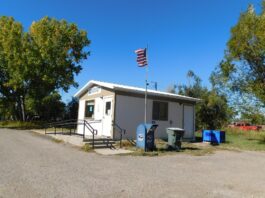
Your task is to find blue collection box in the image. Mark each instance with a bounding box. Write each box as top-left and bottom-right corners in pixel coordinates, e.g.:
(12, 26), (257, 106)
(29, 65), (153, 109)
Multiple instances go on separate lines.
(202, 130), (225, 144)
(136, 123), (158, 151)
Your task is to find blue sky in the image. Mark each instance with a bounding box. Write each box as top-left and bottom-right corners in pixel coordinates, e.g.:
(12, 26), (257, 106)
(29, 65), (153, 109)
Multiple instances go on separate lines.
(0, 0), (261, 102)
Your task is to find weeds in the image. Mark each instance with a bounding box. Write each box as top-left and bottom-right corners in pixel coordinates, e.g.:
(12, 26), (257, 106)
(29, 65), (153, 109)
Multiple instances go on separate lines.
(52, 138), (64, 143)
(116, 140), (135, 148)
(82, 143), (92, 152)
(196, 128), (265, 151)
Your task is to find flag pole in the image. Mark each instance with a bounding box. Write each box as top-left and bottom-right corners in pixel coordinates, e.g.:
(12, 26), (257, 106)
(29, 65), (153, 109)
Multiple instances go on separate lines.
(135, 46), (149, 124)
(144, 45), (148, 124)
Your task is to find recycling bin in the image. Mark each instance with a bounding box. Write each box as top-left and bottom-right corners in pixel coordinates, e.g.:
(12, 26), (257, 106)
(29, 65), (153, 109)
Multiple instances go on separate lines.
(202, 130), (212, 142)
(166, 128), (185, 151)
(136, 123), (158, 151)
(202, 130), (225, 144)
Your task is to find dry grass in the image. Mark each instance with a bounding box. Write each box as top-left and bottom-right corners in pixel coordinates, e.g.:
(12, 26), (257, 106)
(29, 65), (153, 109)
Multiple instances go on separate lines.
(51, 138), (64, 143)
(0, 121), (44, 129)
(120, 138), (218, 156)
(196, 128), (265, 151)
(121, 131), (265, 156)
(115, 139), (136, 148)
(81, 143), (92, 152)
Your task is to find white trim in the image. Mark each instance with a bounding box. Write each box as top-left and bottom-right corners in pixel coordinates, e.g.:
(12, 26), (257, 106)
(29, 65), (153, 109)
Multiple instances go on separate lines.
(87, 86), (101, 96)
(74, 80), (201, 103)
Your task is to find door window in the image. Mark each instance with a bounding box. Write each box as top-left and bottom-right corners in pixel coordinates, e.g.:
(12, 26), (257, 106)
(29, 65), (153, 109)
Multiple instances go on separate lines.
(105, 101), (111, 115)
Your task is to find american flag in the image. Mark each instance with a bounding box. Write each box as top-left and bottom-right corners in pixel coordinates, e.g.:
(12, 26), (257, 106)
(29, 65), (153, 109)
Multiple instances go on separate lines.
(135, 48), (148, 67)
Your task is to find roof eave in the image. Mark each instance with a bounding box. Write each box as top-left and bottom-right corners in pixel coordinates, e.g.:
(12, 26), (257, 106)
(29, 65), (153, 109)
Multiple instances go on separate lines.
(114, 87), (201, 103)
(74, 80), (201, 103)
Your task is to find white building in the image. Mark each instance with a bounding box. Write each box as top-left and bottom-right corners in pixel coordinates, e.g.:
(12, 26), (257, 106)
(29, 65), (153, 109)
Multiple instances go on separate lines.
(74, 80), (200, 140)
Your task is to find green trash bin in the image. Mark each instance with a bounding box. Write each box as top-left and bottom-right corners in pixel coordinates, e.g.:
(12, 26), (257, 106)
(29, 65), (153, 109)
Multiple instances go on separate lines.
(166, 128), (185, 151)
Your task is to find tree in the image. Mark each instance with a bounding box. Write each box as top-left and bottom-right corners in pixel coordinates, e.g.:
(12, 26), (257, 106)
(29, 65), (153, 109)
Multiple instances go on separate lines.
(64, 97), (79, 120)
(239, 103), (265, 125)
(212, 2), (265, 105)
(0, 97), (16, 120)
(179, 70), (206, 98)
(0, 16), (25, 120)
(31, 92), (65, 121)
(175, 71), (232, 130)
(197, 91), (232, 130)
(166, 84), (177, 94)
(0, 16), (90, 121)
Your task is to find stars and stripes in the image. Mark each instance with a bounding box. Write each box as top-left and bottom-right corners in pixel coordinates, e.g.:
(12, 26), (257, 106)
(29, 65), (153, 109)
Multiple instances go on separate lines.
(135, 48), (148, 67)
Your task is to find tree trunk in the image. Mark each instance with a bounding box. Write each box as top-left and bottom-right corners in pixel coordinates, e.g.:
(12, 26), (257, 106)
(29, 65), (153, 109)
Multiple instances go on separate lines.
(20, 95), (26, 121)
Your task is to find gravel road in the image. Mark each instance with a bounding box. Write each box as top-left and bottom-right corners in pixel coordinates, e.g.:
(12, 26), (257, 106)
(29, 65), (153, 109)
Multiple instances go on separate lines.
(0, 129), (265, 198)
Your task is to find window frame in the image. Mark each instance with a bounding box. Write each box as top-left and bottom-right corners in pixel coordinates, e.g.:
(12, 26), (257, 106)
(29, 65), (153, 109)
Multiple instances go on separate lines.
(84, 100), (95, 119)
(105, 101), (111, 115)
(152, 101), (169, 121)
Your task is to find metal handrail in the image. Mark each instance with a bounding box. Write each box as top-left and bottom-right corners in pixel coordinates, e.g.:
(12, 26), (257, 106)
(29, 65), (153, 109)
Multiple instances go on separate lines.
(112, 121), (126, 148)
(45, 119), (98, 128)
(44, 119), (98, 149)
(44, 119), (78, 134)
(45, 119), (77, 127)
(84, 120), (98, 135)
(83, 120), (98, 149)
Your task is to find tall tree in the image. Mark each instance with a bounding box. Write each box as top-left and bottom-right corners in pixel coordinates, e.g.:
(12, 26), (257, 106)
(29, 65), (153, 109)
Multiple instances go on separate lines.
(0, 16), (25, 120)
(64, 97), (79, 120)
(166, 84), (177, 94)
(0, 16), (90, 121)
(212, 2), (265, 106)
(176, 71), (232, 130)
(38, 92), (66, 121)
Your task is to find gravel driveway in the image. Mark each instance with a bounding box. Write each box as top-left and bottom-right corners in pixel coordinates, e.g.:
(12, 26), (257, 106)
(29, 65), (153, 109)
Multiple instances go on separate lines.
(0, 129), (265, 198)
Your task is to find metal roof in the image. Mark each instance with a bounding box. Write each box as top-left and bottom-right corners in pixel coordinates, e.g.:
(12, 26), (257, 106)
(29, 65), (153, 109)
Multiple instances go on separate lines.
(74, 80), (201, 103)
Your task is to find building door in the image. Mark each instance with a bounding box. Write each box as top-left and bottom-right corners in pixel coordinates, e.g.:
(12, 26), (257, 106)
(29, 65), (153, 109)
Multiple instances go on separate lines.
(183, 105), (194, 139)
(102, 97), (113, 137)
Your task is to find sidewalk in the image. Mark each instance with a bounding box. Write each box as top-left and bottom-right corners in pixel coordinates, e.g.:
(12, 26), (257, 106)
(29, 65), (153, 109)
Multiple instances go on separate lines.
(31, 129), (133, 155)
(32, 129), (86, 147)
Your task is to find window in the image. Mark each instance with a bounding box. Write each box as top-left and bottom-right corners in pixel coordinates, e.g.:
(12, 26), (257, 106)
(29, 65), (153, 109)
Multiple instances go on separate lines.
(85, 101), (95, 118)
(105, 101), (111, 115)
(152, 101), (168, 121)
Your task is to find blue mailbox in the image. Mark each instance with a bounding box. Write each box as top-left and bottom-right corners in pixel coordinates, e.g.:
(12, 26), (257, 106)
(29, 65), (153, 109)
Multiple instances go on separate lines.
(136, 123), (158, 151)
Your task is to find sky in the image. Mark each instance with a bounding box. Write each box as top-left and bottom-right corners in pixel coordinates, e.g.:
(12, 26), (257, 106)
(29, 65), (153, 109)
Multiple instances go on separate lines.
(0, 0), (262, 102)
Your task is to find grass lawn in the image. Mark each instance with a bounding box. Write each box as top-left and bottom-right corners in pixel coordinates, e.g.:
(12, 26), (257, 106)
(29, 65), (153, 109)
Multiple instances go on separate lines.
(219, 128), (265, 151)
(119, 128), (265, 156)
(195, 128), (265, 151)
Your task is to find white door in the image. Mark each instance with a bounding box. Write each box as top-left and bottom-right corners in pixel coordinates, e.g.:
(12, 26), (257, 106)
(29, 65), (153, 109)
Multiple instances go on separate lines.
(102, 97), (113, 137)
(183, 105), (194, 139)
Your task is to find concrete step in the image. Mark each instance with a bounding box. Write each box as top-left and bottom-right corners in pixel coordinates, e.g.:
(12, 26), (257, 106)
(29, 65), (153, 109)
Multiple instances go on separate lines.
(89, 144), (116, 149)
(83, 138), (114, 142)
(84, 138), (116, 149)
(87, 141), (116, 145)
